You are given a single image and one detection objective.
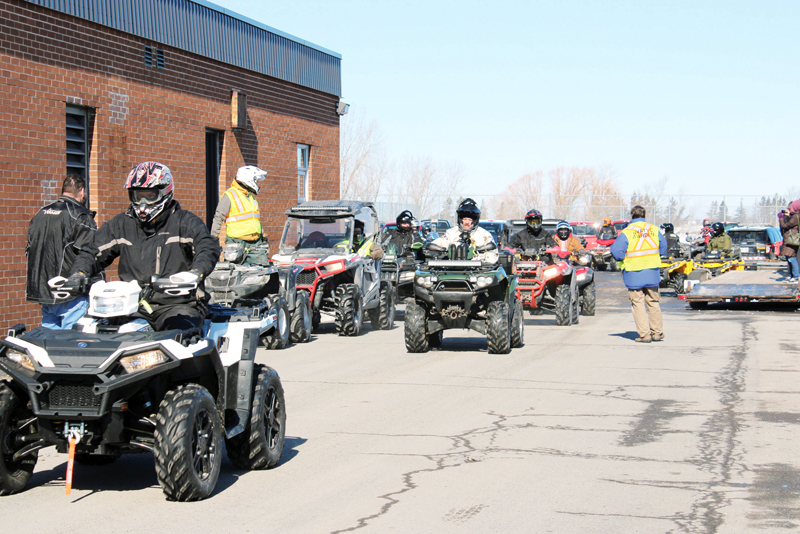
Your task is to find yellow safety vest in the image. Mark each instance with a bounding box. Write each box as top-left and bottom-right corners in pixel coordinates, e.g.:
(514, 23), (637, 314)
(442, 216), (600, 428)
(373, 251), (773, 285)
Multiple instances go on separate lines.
(620, 221), (661, 271)
(336, 238), (373, 257)
(223, 183), (262, 240)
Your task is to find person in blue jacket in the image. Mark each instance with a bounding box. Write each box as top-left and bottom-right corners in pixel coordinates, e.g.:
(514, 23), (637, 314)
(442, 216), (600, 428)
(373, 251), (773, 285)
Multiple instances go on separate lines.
(610, 205), (668, 343)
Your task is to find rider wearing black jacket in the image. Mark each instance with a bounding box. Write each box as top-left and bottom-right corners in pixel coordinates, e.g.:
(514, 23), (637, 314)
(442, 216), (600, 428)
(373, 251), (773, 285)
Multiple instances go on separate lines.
(384, 210), (423, 258)
(508, 209), (557, 252)
(70, 162), (221, 331)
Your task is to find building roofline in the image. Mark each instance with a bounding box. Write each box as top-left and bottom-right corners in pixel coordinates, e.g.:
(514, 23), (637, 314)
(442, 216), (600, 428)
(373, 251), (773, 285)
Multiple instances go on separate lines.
(193, 0), (342, 59)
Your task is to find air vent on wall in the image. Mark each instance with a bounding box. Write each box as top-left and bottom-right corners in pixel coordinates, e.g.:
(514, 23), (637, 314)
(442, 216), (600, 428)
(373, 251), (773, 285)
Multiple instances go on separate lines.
(144, 45), (153, 66)
(156, 49), (165, 69)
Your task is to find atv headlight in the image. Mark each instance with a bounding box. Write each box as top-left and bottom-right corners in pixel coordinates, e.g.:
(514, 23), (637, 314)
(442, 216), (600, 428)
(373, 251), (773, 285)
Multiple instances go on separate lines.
(323, 261), (344, 273)
(93, 295), (129, 315)
(578, 255), (591, 265)
(118, 350), (168, 374)
(399, 271), (415, 282)
(476, 276), (492, 288)
(241, 275), (268, 286)
(543, 266), (559, 279)
(416, 275), (435, 288)
(5, 349), (35, 375)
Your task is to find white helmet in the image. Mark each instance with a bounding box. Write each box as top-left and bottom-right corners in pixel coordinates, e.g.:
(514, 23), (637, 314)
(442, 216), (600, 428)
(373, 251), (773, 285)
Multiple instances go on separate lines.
(236, 165), (267, 194)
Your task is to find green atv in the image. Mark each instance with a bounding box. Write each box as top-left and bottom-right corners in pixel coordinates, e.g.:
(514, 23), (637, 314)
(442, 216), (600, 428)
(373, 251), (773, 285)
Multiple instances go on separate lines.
(404, 239), (524, 354)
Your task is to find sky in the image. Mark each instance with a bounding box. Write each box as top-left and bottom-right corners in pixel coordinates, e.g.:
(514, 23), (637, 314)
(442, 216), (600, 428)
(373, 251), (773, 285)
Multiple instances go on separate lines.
(211, 0), (800, 201)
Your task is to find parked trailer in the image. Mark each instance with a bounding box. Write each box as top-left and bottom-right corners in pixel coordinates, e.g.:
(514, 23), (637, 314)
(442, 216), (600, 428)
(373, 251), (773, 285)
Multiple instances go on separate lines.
(683, 269), (800, 308)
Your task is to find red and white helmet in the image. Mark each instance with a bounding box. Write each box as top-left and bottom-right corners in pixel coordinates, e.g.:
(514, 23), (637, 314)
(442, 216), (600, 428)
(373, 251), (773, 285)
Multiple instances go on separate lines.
(236, 165), (267, 194)
(125, 161), (174, 223)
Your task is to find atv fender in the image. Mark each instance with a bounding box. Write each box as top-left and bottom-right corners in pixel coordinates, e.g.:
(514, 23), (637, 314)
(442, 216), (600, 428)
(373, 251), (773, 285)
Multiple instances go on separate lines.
(215, 327), (260, 439)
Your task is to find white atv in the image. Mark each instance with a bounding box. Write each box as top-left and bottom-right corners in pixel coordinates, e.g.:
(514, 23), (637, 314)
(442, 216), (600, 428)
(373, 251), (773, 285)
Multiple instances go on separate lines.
(0, 274), (286, 501)
(272, 200), (394, 336)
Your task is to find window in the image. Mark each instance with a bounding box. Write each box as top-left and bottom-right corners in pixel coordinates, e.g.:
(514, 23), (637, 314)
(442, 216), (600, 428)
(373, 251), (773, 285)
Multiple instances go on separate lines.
(297, 144), (310, 202)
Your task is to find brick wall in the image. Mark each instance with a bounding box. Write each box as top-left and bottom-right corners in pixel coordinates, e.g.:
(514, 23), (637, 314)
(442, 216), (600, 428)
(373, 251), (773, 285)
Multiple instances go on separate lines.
(0, 0), (340, 330)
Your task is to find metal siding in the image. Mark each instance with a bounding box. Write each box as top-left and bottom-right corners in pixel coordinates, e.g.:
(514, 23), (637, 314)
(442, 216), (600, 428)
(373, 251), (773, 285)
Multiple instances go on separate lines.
(25, 0), (338, 94)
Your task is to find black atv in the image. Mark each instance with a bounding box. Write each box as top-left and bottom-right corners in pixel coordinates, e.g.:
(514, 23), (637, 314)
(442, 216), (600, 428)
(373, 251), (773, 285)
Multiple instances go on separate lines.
(404, 239), (524, 354)
(380, 242), (423, 303)
(205, 242), (311, 344)
(0, 275), (286, 501)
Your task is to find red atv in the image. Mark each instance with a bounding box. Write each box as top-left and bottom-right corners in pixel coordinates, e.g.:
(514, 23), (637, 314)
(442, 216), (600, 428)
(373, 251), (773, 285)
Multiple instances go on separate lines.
(512, 247), (596, 326)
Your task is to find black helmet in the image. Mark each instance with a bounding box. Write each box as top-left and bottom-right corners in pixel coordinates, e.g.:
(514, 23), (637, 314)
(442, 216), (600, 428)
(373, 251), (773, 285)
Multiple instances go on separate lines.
(711, 222), (724, 237)
(661, 222), (675, 234)
(456, 198), (480, 232)
(396, 210), (413, 232)
(525, 208), (543, 232)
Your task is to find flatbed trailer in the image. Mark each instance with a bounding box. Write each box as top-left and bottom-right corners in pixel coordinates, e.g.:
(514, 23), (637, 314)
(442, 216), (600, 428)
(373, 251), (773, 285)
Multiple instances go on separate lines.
(684, 269), (799, 308)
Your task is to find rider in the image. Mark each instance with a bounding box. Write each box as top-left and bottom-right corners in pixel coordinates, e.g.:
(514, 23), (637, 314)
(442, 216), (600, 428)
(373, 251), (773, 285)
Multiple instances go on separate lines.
(210, 165), (268, 265)
(660, 222), (682, 257)
(348, 219), (384, 260)
(553, 221), (584, 256)
(706, 222), (733, 256)
(432, 198), (498, 262)
(384, 210), (424, 257)
(700, 218), (713, 244)
(70, 161), (221, 331)
(599, 217), (617, 240)
(508, 208), (557, 253)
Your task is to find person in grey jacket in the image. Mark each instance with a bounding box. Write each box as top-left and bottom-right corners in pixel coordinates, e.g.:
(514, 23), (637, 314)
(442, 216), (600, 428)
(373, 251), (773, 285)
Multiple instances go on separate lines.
(26, 174), (96, 329)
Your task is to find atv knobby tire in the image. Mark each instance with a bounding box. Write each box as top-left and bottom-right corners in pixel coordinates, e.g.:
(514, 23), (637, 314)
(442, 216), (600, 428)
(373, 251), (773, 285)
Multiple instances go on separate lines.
(404, 301), (429, 353)
(372, 281), (395, 330)
(264, 296), (290, 349)
(0, 385), (37, 496)
(335, 284), (363, 336)
(554, 283), (572, 326)
(581, 281), (596, 316)
(510, 299), (525, 348)
(226, 365), (286, 470)
(670, 273), (687, 295)
(154, 384), (222, 501)
(486, 301), (511, 354)
(290, 290), (312, 343)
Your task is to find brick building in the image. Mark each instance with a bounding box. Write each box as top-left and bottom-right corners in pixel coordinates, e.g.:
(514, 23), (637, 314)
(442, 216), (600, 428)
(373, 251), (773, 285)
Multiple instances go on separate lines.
(0, 0), (343, 330)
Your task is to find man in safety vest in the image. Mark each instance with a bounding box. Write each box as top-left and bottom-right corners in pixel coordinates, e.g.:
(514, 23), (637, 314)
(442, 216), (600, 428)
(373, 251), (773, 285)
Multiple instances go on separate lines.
(610, 205), (668, 343)
(339, 220), (384, 260)
(211, 165), (269, 265)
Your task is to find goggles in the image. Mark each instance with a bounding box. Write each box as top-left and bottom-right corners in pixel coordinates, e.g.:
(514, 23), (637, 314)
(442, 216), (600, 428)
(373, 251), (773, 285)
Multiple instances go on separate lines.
(129, 188), (163, 204)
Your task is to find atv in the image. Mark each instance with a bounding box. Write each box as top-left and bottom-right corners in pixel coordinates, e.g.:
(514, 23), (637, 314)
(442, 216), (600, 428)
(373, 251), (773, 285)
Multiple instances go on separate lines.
(0, 275), (286, 501)
(380, 242), (423, 303)
(205, 242), (311, 344)
(659, 245), (692, 295)
(271, 200), (393, 336)
(404, 239), (523, 354)
(591, 233), (619, 271)
(514, 247), (595, 326)
(691, 249), (744, 277)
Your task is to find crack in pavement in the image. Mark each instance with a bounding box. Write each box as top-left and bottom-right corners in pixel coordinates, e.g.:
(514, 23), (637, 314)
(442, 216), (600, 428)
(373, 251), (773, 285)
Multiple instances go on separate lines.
(669, 318), (752, 534)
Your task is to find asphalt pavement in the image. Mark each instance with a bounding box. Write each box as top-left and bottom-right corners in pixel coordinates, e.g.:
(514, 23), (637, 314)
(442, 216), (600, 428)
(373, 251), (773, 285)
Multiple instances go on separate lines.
(2, 271), (800, 533)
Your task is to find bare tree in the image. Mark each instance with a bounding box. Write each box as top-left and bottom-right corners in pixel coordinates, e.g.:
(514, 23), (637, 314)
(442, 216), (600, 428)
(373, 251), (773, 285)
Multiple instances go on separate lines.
(487, 171), (544, 219)
(550, 166), (590, 219)
(582, 166), (621, 221)
(339, 110), (388, 200)
(385, 157), (464, 218)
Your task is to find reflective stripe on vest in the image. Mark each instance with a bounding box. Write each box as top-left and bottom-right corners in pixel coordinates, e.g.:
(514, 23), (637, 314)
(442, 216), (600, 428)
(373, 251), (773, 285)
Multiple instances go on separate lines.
(223, 187), (261, 238)
(620, 221), (661, 271)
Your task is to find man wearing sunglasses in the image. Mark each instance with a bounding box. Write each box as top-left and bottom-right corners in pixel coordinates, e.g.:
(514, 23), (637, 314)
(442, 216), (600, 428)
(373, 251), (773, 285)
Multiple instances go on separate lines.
(69, 161), (221, 331)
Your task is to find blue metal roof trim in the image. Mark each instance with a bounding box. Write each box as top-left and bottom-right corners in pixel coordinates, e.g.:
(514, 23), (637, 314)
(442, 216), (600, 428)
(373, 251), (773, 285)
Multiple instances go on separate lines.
(24, 0), (342, 96)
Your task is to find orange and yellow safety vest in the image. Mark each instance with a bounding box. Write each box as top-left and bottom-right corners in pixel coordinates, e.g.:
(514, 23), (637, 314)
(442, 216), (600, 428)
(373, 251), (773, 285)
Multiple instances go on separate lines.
(223, 182), (261, 240)
(620, 221), (660, 271)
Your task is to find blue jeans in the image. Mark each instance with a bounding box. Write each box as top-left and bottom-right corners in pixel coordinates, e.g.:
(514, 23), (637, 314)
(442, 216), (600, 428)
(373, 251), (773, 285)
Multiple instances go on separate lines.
(41, 297), (89, 330)
(788, 257), (799, 279)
